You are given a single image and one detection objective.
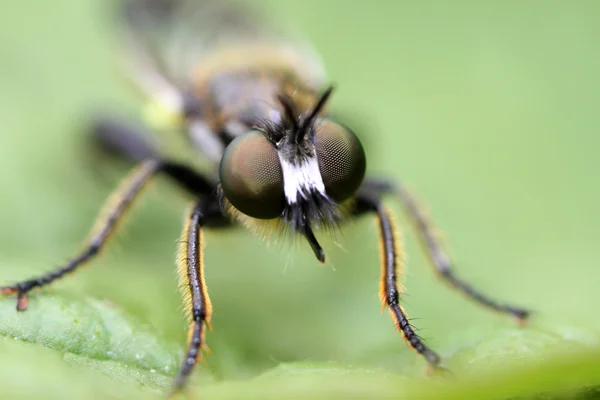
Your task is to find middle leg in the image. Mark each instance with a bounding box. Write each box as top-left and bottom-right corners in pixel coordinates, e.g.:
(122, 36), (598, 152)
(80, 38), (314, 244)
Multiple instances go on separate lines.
(0, 159), (163, 310)
(360, 179), (530, 322)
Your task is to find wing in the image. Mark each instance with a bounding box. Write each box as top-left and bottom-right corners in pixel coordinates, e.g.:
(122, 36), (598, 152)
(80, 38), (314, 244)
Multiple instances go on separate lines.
(120, 0), (325, 115)
(118, 0), (326, 163)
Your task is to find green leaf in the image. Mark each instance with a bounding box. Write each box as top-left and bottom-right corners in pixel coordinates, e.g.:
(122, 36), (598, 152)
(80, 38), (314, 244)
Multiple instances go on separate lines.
(0, 294), (179, 377)
(1, 288), (598, 399)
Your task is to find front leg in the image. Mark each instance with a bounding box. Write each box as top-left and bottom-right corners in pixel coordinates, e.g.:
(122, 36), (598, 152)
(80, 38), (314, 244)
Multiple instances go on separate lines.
(360, 179), (530, 322)
(353, 194), (441, 367)
(172, 200), (213, 395)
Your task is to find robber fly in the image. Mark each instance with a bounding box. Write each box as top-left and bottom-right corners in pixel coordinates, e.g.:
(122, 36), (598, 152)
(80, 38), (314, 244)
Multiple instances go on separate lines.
(1, 0), (529, 395)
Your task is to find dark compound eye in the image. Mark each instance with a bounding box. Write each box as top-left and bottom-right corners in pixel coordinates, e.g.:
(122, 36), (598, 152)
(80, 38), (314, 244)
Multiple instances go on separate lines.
(314, 119), (366, 203)
(219, 131), (285, 219)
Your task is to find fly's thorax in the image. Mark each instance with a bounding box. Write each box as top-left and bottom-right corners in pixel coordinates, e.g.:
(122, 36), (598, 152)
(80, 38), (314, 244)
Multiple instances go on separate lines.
(185, 68), (318, 163)
(188, 44), (323, 148)
(191, 44), (326, 96)
(195, 72), (317, 130)
(141, 41), (325, 164)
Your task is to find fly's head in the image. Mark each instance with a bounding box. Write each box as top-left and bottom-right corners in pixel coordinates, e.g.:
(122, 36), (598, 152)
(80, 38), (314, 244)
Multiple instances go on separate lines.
(218, 86), (366, 261)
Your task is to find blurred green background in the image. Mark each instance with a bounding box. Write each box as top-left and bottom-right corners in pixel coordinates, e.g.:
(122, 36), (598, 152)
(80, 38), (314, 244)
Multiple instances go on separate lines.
(1, 1), (599, 399)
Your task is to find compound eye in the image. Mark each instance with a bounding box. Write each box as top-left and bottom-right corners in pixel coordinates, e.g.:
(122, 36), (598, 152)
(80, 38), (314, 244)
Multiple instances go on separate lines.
(314, 119), (366, 202)
(219, 131), (284, 219)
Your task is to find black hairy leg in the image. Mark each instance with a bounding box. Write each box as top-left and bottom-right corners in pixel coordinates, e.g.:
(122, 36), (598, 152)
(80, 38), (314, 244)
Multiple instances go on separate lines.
(0, 118), (221, 310)
(0, 159), (163, 310)
(359, 178), (530, 322)
(353, 194), (442, 368)
(172, 200), (213, 396)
